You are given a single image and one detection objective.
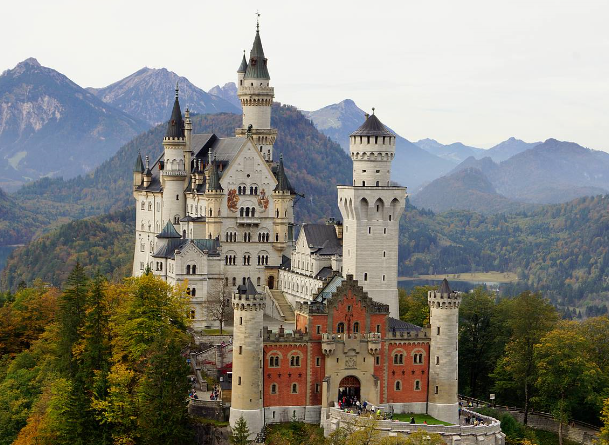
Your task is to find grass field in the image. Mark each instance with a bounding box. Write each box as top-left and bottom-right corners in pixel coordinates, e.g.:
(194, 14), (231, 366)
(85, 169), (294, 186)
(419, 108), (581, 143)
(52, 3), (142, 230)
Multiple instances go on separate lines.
(391, 413), (453, 425)
(399, 271), (519, 283)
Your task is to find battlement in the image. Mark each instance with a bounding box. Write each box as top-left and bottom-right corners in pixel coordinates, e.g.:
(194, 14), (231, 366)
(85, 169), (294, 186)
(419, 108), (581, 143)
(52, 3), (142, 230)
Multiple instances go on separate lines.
(263, 326), (308, 343)
(296, 301), (327, 315)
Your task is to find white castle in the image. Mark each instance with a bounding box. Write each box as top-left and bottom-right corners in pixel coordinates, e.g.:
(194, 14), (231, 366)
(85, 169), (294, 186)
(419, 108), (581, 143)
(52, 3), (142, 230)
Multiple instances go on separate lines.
(132, 24), (405, 323)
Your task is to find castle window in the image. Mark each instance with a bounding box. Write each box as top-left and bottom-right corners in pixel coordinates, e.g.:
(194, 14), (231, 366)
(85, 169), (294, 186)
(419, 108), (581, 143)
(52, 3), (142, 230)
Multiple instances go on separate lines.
(232, 277), (237, 286)
(148, 202), (152, 211)
(362, 181), (366, 186)
(376, 181), (380, 186)
(257, 277), (261, 286)
(368, 227), (371, 234)
(395, 381), (402, 391)
(290, 355), (301, 367)
(271, 384), (277, 394)
(190, 310), (195, 319)
(435, 386), (438, 394)
(291, 383), (298, 394)
(376, 356), (380, 366)
(174, 215), (180, 224)
(315, 383), (320, 393)
(239, 346), (242, 355)
(437, 326), (441, 335)
(383, 228), (387, 235)
(316, 357), (321, 367)
(316, 325), (321, 335)
(186, 265), (191, 275)
(176, 195), (179, 201)
(389, 215), (392, 221)
(382, 275), (386, 281)
(140, 262), (144, 270)
(269, 356), (280, 367)
(254, 187), (258, 195)
(436, 356), (440, 365)
(337, 322), (345, 334)
(140, 201), (145, 210)
(353, 322), (360, 333)
(364, 273), (368, 281)
(191, 287), (196, 296)
(376, 324), (381, 333)
(393, 353), (404, 365)
(415, 380), (421, 391)
(383, 251), (386, 257)
(239, 317), (242, 325)
(183, 230), (187, 239)
(238, 376), (242, 385)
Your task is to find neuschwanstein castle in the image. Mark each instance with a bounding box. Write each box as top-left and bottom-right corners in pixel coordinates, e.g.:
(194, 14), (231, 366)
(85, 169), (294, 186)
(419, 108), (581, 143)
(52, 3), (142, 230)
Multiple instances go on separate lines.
(131, 24), (479, 438)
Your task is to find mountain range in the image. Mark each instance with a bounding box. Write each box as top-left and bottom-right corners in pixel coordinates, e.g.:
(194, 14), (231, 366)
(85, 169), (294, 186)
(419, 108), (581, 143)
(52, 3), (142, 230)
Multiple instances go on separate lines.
(87, 67), (239, 126)
(0, 58), (149, 191)
(208, 82), (241, 109)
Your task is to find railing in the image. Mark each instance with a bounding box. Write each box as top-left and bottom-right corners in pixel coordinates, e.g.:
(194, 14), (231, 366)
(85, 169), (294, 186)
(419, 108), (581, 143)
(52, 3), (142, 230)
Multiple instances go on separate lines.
(237, 217), (261, 225)
(264, 287), (286, 320)
(162, 170), (187, 176)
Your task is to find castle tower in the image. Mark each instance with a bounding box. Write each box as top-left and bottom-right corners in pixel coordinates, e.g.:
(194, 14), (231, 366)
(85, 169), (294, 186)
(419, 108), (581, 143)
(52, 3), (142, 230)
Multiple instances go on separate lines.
(427, 279), (461, 424)
(337, 111), (406, 317)
(235, 22), (277, 161)
(230, 280), (265, 437)
(133, 152), (144, 186)
(271, 155), (295, 253)
(161, 85), (187, 230)
(205, 158), (224, 240)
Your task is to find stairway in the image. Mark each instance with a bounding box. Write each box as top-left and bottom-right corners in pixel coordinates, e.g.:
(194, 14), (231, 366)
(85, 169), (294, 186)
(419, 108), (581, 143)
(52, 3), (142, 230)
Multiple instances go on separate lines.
(270, 289), (295, 323)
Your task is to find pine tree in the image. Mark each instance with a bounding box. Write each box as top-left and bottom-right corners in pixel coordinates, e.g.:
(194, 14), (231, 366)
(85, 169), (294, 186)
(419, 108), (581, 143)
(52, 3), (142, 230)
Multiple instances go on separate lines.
(231, 416), (251, 445)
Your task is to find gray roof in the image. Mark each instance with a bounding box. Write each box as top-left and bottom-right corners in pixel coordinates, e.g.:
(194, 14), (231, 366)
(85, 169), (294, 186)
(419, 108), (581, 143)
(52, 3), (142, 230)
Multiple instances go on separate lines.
(439, 278), (452, 294)
(314, 275), (344, 303)
(210, 137), (246, 163)
(302, 224), (342, 255)
(351, 113), (394, 137)
(157, 221), (181, 239)
(314, 266), (334, 280)
(152, 238), (220, 259)
(237, 278), (259, 296)
(273, 155), (294, 193)
(207, 159), (223, 192)
(388, 317), (422, 332)
(237, 52), (248, 73)
(244, 30), (270, 80)
(133, 152), (144, 173)
(165, 91), (185, 139)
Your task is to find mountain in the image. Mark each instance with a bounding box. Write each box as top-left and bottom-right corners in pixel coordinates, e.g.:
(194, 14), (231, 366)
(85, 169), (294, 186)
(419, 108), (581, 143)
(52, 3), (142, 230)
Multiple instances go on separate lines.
(10, 104), (351, 235)
(303, 99), (455, 191)
(87, 67), (240, 125)
(208, 82), (241, 109)
(485, 137), (540, 162)
(410, 167), (533, 214)
(448, 139), (609, 204)
(0, 187), (50, 246)
(415, 139), (486, 163)
(0, 58), (149, 191)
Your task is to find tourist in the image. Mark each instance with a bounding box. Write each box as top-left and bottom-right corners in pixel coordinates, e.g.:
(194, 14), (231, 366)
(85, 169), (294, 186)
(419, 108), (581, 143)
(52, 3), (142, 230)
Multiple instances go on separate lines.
(410, 416), (415, 424)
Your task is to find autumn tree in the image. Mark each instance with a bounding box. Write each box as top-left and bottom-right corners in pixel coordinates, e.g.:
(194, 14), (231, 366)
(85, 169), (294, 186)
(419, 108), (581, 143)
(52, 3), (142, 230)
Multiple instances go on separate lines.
(206, 279), (233, 334)
(600, 398), (609, 445)
(399, 286), (433, 327)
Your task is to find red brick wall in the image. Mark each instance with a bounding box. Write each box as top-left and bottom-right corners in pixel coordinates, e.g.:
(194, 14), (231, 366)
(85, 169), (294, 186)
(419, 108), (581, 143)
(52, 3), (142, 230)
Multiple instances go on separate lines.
(331, 290), (368, 334)
(295, 313), (308, 333)
(309, 314), (327, 339)
(263, 344), (308, 407)
(386, 342), (429, 404)
(308, 342), (325, 406)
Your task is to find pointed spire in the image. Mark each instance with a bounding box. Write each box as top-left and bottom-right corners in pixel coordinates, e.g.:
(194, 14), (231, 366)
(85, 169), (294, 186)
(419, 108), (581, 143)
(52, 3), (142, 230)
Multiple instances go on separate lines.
(144, 155), (152, 175)
(237, 50), (248, 73)
(244, 22), (270, 80)
(274, 154), (294, 193)
(207, 156), (223, 192)
(157, 220), (182, 239)
(439, 278), (452, 294)
(133, 151), (144, 173)
(165, 87), (185, 139)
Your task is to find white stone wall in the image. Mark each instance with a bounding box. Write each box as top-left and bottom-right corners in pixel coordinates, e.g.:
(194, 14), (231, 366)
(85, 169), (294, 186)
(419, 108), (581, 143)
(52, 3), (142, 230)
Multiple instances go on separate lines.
(279, 269), (324, 307)
(133, 190), (164, 276)
(350, 135), (395, 187)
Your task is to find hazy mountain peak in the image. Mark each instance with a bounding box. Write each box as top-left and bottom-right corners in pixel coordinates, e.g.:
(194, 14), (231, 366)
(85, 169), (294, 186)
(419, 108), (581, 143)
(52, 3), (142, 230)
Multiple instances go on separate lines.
(19, 57), (41, 67)
(208, 82), (240, 109)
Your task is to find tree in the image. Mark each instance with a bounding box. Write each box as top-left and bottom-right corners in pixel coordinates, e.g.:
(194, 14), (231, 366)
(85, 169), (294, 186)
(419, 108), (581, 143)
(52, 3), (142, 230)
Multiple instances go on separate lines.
(206, 279), (233, 334)
(493, 291), (558, 424)
(399, 286), (433, 327)
(231, 415), (251, 445)
(534, 322), (601, 445)
(600, 398), (609, 445)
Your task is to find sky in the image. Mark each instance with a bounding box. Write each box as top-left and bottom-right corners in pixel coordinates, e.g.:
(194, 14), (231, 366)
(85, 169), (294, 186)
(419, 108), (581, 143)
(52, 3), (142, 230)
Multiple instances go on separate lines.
(1, 0), (608, 151)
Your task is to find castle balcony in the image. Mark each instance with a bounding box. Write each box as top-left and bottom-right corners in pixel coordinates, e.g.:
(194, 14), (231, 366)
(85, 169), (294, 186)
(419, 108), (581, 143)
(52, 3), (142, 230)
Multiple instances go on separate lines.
(162, 170), (188, 177)
(321, 333), (338, 356)
(366, 332), (382, 355)
(272, 241), (287, 252)
(237, 217), (261, 226)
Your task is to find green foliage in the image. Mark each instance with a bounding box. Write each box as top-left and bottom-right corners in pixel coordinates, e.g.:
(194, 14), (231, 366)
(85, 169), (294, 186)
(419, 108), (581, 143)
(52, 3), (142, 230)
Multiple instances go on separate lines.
(600, 398), (609, 445)
(398, 286), (433, 327)
(265, 421), (326, 445)
(231, 415), (251, 445)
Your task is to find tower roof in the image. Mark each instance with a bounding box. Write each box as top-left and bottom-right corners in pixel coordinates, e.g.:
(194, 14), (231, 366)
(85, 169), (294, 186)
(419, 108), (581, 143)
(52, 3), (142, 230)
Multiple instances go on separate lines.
(165, 85), (185, 139)
(157, 220), (182, 239)
(274, 155), (294, 193)
(133, 152), (144, 173)
(237, 51), (248, 73)
(350, 113), (394, 137)
(244, 28), (270, 80)
(439, 278), (452, 294)
(207, 158), (223, 192)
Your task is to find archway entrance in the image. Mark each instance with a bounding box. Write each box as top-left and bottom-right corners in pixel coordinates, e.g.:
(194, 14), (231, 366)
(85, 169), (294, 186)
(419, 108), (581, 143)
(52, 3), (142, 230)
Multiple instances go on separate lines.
(268, 275), (275, 289)
(338, 376), (360, 407)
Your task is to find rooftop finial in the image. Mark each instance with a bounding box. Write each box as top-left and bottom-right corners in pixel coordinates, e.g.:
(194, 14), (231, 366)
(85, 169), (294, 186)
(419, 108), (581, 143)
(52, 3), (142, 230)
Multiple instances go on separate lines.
(175, 81), (179, 98)
(372, 107), (375, 115)
(145, 155), (150, 169)
(256, 10), (260, 31)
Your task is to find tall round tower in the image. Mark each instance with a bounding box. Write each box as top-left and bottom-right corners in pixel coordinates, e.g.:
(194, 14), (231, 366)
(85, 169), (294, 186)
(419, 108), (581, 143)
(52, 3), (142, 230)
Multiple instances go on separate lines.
(427, 279), (462, 424)
(337, 111), (406, 318)
(235, 23), (277, 161)
(161, 86), (187, 230)
(229, 280), (265, 438)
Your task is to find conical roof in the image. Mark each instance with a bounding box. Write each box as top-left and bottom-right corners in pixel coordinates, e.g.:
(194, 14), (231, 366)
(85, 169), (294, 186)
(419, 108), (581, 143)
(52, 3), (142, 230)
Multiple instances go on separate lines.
(350, 113), (394, 137)
(157, 221), (182, 239)
(207, 158), (223, 192)
(439, 278), (452, 294)
(165, 87), (185, 139)
(274, 155), (294, 193)
(133, 152), (144, 173)
(244, 29), (270, 79)
(237, 52), (248, 73)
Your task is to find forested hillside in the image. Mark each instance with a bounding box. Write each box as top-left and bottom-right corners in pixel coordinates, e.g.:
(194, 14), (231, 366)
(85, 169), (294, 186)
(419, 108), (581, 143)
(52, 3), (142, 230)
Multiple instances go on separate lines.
(400, 195), (609, 308)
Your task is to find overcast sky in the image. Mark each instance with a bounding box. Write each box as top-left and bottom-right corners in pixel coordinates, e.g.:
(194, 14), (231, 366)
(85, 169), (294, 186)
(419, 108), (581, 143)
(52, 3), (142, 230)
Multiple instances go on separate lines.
(2, 0), (608, 151)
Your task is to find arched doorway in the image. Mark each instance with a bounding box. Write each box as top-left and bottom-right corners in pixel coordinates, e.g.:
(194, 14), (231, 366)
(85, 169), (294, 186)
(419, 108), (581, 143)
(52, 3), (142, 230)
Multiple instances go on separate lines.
(338, 375), (360, 407)
(268, 275), (275, 289)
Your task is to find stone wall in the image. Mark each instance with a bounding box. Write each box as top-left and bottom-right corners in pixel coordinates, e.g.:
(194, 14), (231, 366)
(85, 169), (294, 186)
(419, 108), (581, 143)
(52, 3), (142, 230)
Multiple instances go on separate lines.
(323, 407), (506, 445)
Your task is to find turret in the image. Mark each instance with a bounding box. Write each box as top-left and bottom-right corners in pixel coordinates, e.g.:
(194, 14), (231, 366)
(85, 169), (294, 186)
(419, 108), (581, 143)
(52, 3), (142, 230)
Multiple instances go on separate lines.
(133, 152), (144, 187)
(229, 279), (265, 439)
(427, 279), (462, 424)
(161, 85), (187, 229)
(235, 23), (277, 161)
(205, 157), (224, 240)
(272, 154), (295, 252)
(143, 155), (152, 188)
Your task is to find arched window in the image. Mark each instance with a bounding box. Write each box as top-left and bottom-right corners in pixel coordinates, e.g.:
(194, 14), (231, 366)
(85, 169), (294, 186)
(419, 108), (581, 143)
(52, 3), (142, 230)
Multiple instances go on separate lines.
(290, 354), (301, 367)
(186, 265), (191, 275)
(269, 356), (280, 367)
(364, 273), (368, 281)
(337, 323), (345, 334)
(192, 265), (197, 274)
(353, 322), (360, 333)
(250, 186), (254, 195)
(245, 207), (250, 217)
(395, 381), (402, 391)
(191, 287), (196, 296)
(251, 208), (255, 217)
(414, 380), (421, 391)
(270, 383), (277, 394)
(393, 352), (404, 365)
(141, 201), (145, 210)
(291, 383), (298, 394)
(240, 207), (244, 217)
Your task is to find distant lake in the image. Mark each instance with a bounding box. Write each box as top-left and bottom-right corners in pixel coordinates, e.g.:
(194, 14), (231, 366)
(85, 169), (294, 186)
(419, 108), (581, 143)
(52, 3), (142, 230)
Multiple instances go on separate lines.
(398, 279), (502, 294)
(0, 245), (20, 272)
